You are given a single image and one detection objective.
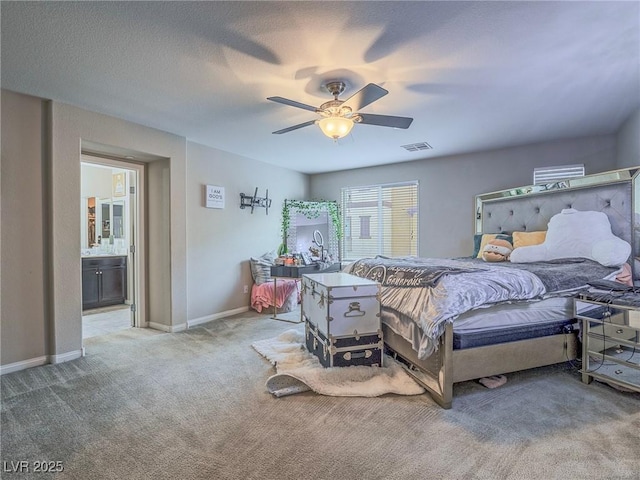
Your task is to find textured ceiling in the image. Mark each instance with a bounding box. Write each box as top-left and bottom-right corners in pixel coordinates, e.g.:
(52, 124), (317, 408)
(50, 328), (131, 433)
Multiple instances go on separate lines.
(2, 1), (638, 174)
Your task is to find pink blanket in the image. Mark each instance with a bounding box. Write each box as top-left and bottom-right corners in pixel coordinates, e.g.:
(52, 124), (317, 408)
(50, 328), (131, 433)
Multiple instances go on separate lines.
(251, 279), (299, 313)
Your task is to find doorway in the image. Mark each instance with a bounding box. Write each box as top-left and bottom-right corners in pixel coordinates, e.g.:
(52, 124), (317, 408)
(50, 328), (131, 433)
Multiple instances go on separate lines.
(80, 154), (146, 339)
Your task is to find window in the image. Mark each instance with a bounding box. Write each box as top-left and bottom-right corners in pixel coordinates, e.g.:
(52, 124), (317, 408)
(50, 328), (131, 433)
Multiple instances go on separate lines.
(341, 181), (418, 261)
(359, 216), (371, 239)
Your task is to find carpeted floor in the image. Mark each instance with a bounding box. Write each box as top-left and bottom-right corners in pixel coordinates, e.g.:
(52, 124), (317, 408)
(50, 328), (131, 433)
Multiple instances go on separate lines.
(2, 309), (639, 479)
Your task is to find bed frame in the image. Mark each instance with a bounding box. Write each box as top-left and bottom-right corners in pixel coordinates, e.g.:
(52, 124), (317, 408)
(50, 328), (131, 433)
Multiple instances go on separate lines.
(385, 166), (639, 408)
(385, 323), (578, 408)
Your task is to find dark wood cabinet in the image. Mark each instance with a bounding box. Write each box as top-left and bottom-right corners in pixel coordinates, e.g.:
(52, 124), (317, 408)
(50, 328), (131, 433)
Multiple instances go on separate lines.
(82, 256), (127, 310)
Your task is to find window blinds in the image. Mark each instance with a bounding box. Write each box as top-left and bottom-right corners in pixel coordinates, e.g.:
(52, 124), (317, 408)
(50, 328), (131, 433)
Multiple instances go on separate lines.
(341, 181), (418, 261)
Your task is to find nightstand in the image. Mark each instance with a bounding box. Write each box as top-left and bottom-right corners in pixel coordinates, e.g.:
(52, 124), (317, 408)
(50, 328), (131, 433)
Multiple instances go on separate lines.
(575, 293), (640, 393)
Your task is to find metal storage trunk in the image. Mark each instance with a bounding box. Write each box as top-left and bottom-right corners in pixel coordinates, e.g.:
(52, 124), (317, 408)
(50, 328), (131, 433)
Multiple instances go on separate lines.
(301, 272), (382, 367)
(305, 321), (383, 367)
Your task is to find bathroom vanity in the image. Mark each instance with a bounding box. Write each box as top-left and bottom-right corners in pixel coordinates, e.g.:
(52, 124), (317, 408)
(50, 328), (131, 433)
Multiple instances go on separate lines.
(82, 255), (127, 310)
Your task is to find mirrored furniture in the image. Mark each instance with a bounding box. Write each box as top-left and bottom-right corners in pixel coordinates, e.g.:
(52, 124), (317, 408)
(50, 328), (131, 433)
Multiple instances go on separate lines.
(281, 200), (341, 264)
(575, 293), (640, 393)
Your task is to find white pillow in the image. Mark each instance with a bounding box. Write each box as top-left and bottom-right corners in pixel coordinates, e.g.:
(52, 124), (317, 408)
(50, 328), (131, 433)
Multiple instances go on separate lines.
(509, 209), (630, 267)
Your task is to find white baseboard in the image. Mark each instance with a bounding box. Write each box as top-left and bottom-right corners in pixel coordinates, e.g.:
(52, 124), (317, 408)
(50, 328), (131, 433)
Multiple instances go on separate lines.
(1, 348), (84, 375)
(140, 305), (249, 332)
(148, 321), (187, 333)
(0, 356), (49, 375)
(50, 349), (84, 364)
(1, 306), (252, 375)
(187, 306), (249, 328)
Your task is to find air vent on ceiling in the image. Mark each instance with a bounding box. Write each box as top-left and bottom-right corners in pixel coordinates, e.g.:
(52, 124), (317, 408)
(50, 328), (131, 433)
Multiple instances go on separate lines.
(533, 164), (585, 185)
(401, 141), (433, 152)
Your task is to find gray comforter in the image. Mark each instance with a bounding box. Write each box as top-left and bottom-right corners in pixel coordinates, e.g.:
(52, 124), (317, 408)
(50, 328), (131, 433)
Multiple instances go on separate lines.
(346, 256), (618, 358)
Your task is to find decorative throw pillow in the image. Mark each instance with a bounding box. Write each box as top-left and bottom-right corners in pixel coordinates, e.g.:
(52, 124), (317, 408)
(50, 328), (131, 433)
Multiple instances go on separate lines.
(481, 238), (513, 262)
(474, 233), (513, 258)
(250, 250), (277, 285)
(512, 231), (547, 249)
(510, 209), (631, 267)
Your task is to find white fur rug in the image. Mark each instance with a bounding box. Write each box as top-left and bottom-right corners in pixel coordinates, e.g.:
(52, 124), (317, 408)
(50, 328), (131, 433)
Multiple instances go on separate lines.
(252, 329), (425, 397)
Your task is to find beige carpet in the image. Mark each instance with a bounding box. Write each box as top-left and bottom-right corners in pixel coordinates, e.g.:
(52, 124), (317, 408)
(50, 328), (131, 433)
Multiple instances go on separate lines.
(2, 309), (640, 480)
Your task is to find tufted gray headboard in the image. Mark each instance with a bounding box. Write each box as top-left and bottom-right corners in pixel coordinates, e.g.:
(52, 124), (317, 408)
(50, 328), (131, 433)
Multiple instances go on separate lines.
(479, 182), (633, 246)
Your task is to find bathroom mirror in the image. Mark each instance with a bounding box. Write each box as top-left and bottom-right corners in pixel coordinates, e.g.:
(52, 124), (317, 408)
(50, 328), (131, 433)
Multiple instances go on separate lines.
(101, 200), (111, 238)
(112, 200), (125, 239)
(94, 198), (126, 241)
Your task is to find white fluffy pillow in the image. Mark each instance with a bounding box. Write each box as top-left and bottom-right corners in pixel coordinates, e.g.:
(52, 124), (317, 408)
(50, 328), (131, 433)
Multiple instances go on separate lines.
(509, 209), (631, 267)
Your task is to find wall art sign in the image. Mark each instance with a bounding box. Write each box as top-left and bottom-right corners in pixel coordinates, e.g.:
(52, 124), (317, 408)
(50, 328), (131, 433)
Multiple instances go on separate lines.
(205, 185), (225, 209)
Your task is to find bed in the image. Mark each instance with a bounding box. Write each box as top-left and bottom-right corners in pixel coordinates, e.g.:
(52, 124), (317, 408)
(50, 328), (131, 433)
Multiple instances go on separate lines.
(345, 167), (639, 408)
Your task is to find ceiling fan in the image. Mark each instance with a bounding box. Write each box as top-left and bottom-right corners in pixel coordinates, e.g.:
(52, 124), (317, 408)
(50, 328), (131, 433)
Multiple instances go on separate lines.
(267, 81), (413, 140)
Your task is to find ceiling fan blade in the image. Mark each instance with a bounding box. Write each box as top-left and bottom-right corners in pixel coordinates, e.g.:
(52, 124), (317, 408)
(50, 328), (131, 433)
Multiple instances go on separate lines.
(272, 120), (316, 135)
(267, 96), (319, 112)
(341, 83), (388, 111)
(357, 114), (413, 129)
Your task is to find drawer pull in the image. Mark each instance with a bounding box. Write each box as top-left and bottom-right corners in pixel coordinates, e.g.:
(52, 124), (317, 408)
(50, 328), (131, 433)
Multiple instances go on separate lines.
(616, 329), (624, 334)
(344, 301), (366, 317)
(615, 369), (623, 375)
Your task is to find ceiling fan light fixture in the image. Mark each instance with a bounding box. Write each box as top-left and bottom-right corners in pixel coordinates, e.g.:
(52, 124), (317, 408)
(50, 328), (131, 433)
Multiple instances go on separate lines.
(317, 116), (354, 140)
(268, 81), (412, 137)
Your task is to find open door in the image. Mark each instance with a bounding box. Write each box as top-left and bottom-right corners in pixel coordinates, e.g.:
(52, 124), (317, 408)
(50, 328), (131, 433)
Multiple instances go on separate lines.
(80, 155), (146, 338)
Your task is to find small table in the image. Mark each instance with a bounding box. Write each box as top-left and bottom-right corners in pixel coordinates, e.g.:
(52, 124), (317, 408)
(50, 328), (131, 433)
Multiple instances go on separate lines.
(270, 276), (302, 324)
(270, 262), (342, 278)
(269, 263), (342, 324)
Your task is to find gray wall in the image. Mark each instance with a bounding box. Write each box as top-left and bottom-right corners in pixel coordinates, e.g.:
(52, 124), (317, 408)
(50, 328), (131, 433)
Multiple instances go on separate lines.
(48, 101), (187, 356)
(1, 90), (49, 365)
(0, 88), (309, 369)
(147, 158), (173, 329)
(310, 136), (618, 259)
(616, 108), (640, 168)
(0, 85), (628, 370)
(186, 142), (308, 323)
